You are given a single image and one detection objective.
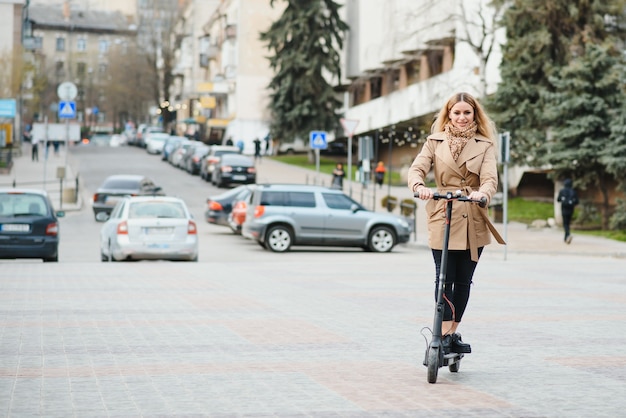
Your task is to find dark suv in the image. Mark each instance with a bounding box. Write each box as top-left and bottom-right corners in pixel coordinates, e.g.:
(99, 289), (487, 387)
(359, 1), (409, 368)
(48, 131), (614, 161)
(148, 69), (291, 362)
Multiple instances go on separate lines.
(242, 184), (410, 252)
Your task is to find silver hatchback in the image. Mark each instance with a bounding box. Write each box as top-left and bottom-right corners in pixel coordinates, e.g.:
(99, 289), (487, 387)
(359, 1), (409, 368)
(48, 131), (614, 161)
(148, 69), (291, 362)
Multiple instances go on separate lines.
(241, 184), (410, 252)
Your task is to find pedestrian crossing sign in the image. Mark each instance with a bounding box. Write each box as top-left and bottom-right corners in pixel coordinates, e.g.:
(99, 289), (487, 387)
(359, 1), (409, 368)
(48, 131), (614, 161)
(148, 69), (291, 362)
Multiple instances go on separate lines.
(58, 101), (76, 119)
(309, 131), (327, 150)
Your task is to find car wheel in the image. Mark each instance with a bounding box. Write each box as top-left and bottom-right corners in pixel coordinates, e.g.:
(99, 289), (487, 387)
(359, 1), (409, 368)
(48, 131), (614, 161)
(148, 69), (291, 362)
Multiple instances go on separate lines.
(43, 254), (58, 262)
(100, 250), (108, 262)
(265, 225), (293, 252)
(368, 226), (396, 252)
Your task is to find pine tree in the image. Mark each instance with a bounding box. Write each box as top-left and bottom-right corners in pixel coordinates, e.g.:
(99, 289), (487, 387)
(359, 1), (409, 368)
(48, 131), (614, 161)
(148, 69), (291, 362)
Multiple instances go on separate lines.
(260, 0), (349, 145)
(541, 43), (625, 229)
(486, 0), (626, 165)
(487, 0), (626, 230)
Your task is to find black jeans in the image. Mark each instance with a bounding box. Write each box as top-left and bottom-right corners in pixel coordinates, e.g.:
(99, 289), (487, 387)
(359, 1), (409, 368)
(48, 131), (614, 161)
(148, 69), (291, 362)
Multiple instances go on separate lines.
(562, 211), (573, 239)
(432, 247), (482, 322)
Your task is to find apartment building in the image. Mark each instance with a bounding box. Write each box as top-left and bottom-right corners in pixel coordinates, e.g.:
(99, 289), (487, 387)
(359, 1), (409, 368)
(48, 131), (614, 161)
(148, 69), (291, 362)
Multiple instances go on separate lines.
(172, 0), (282, 151)
(0, 0), (27, 147)
(171, 0), (503, 157)
(339, 0), (504, 169)
(27, 2), (136, 125)
(169, 0), (219, 138)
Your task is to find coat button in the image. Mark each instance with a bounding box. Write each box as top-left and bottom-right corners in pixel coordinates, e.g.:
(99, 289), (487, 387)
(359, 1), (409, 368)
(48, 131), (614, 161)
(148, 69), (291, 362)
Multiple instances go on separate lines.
(442, 182), (447, 186)
(462, 214), (468, 218)
(461, 178), (466, 184)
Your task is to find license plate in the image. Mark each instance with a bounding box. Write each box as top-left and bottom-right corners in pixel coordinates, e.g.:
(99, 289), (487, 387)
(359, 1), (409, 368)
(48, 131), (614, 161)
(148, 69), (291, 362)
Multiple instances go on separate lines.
(143, 227), (173, 235)
(1, 224), (30, 232)
(147, 243), (169, 249)
(232, 175), (246, 181)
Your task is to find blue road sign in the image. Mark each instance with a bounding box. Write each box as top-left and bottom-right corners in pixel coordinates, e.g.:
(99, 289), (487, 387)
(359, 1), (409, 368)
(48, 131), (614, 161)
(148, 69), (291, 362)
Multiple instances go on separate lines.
(58, 101), (76, 119)
(0, 99), (16, 118)
(309, 131), (327, 150)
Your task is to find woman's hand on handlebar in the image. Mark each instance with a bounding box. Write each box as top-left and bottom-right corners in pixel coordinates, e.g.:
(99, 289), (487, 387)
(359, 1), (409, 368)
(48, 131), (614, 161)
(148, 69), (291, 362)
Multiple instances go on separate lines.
(415, 186), (433, 200)
(468, 190), (488, 203)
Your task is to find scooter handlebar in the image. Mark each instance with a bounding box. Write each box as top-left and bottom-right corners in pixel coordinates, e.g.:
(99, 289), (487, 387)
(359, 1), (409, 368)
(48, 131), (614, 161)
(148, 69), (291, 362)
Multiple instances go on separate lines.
(414, 190), (487, 208)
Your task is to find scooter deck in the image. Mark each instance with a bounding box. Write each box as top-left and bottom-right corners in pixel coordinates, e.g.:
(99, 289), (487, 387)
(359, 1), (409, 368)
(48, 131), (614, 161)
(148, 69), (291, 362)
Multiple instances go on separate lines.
(442, 352), (464, 366)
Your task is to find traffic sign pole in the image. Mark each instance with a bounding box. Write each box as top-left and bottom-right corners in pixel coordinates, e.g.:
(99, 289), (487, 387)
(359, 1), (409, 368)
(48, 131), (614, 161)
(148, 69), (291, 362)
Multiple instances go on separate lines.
(310, 131), (328, 185)
(340, 119), (359, 197)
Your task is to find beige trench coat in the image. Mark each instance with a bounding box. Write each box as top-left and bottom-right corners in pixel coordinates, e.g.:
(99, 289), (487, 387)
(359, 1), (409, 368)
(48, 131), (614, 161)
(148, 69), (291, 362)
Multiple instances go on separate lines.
(407, 131), (505, 261)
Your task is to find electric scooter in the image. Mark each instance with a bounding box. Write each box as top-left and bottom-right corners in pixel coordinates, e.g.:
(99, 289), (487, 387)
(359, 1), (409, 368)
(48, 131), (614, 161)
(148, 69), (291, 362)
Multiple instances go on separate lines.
(415, 190), (486, 384)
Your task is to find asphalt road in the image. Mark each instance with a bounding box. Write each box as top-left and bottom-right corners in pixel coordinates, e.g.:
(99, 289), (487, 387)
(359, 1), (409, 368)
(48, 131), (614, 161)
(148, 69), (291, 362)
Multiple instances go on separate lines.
(1, 145), (625, 417)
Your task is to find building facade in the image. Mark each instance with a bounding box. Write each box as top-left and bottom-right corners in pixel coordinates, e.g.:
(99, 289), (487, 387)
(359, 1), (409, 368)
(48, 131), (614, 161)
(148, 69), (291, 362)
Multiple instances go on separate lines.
(172, 0), (282, 151)
(26, 2), (136, 127)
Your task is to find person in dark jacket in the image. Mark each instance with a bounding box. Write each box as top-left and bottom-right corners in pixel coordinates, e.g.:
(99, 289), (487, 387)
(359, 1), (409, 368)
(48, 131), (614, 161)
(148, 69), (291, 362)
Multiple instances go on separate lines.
(557, 178), (579, 244)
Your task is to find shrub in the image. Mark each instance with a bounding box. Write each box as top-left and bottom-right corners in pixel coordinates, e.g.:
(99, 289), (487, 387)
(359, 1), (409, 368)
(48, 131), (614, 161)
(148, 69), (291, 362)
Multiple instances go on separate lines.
(381, 195), (398, 212)
(400, 198), (417, 216)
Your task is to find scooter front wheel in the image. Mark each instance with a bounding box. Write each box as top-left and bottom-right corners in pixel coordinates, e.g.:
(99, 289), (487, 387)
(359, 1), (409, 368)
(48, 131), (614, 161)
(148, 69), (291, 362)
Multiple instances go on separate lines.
(426, 345), (440, 383)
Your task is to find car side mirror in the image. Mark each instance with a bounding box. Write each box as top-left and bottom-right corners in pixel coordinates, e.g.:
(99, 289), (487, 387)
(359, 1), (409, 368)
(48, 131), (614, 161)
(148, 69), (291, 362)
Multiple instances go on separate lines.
(95, 212), (110, 222)
(56, 211), (65, 218)
(350, 203), (360, 213)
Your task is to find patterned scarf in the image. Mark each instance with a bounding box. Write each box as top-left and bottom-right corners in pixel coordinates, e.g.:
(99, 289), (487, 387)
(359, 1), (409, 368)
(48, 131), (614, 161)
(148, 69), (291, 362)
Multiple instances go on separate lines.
(445, 121), (477, 161)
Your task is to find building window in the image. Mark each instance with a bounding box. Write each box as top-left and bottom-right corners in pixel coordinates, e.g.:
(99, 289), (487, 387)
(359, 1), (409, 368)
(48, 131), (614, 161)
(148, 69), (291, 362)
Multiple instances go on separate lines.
(55, 61), (65, 79)
(99, 39), (109, 54)
(56, 37), (65, 51)
(77, 62), (86, 78)
(77, 38), (86, 52)
(405, 60), (420, 85)
(370, 77), (382, 99)
(98, 63), (107, 75)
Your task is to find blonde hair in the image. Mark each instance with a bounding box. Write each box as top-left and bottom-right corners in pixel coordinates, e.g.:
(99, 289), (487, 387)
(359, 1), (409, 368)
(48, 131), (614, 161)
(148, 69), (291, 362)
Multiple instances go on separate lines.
(431, 92), (496, 140)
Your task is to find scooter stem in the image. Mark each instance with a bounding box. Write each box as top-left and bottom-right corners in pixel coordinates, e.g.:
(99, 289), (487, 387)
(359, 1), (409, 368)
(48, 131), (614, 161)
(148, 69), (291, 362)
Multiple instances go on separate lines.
(432, 196), (454, 342)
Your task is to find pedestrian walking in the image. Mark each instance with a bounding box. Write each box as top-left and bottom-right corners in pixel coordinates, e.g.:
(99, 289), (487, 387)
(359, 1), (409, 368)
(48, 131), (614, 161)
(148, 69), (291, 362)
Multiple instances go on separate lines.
(31, 135), (39, 162)
(331, 163), (345, 190)
(408, 91), (505, 354)
(557, 178), (579, 244)
(374, 161), (386, 188)
(253, 138), (262, 161)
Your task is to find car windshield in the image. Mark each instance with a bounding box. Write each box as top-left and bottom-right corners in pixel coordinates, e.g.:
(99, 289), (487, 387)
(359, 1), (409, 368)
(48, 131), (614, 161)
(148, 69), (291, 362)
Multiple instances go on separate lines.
(128, 201), (186, 219)
(102, 179), (141, 189)
(0, 193), (48, 217)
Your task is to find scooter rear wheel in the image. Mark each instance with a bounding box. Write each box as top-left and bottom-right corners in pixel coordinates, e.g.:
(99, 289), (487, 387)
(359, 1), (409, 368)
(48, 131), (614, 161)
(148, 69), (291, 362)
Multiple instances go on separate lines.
(449, 359), (460, 373)
(426, 346), (440, 383)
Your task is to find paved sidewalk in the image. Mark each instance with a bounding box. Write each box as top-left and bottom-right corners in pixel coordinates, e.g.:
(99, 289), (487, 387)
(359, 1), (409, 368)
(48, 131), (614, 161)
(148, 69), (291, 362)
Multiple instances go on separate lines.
(0, 142), (83, 212)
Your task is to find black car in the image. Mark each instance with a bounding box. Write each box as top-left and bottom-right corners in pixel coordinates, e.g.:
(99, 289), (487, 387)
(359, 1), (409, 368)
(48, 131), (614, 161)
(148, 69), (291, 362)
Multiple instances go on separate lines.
(0, 188), (64, 262)
(92, 174), (164, 220)
(211, 154), (256, 188)
(205, 184), (255, 227)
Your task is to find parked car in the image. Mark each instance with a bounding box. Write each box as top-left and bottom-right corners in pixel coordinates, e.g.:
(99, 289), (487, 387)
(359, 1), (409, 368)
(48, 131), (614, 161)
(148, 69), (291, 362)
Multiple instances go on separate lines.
(205, 184), (255, 227)
(145, 132), (171, 154)
(97, 195), (198, 262)
(211, 153), (256, 188)
(92, 174), (164, 220)
(89, 133), (112, 146)
(242, 184), (411, 253)
(200, 145), (241, 181)
(184, 143), (210, 175)
(162, 136), (188, 162)
(170, 140), (201, 169)
(135, 125), (164, 148)
(0, 188), (64, 262)
(277, 137), (308, 154)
